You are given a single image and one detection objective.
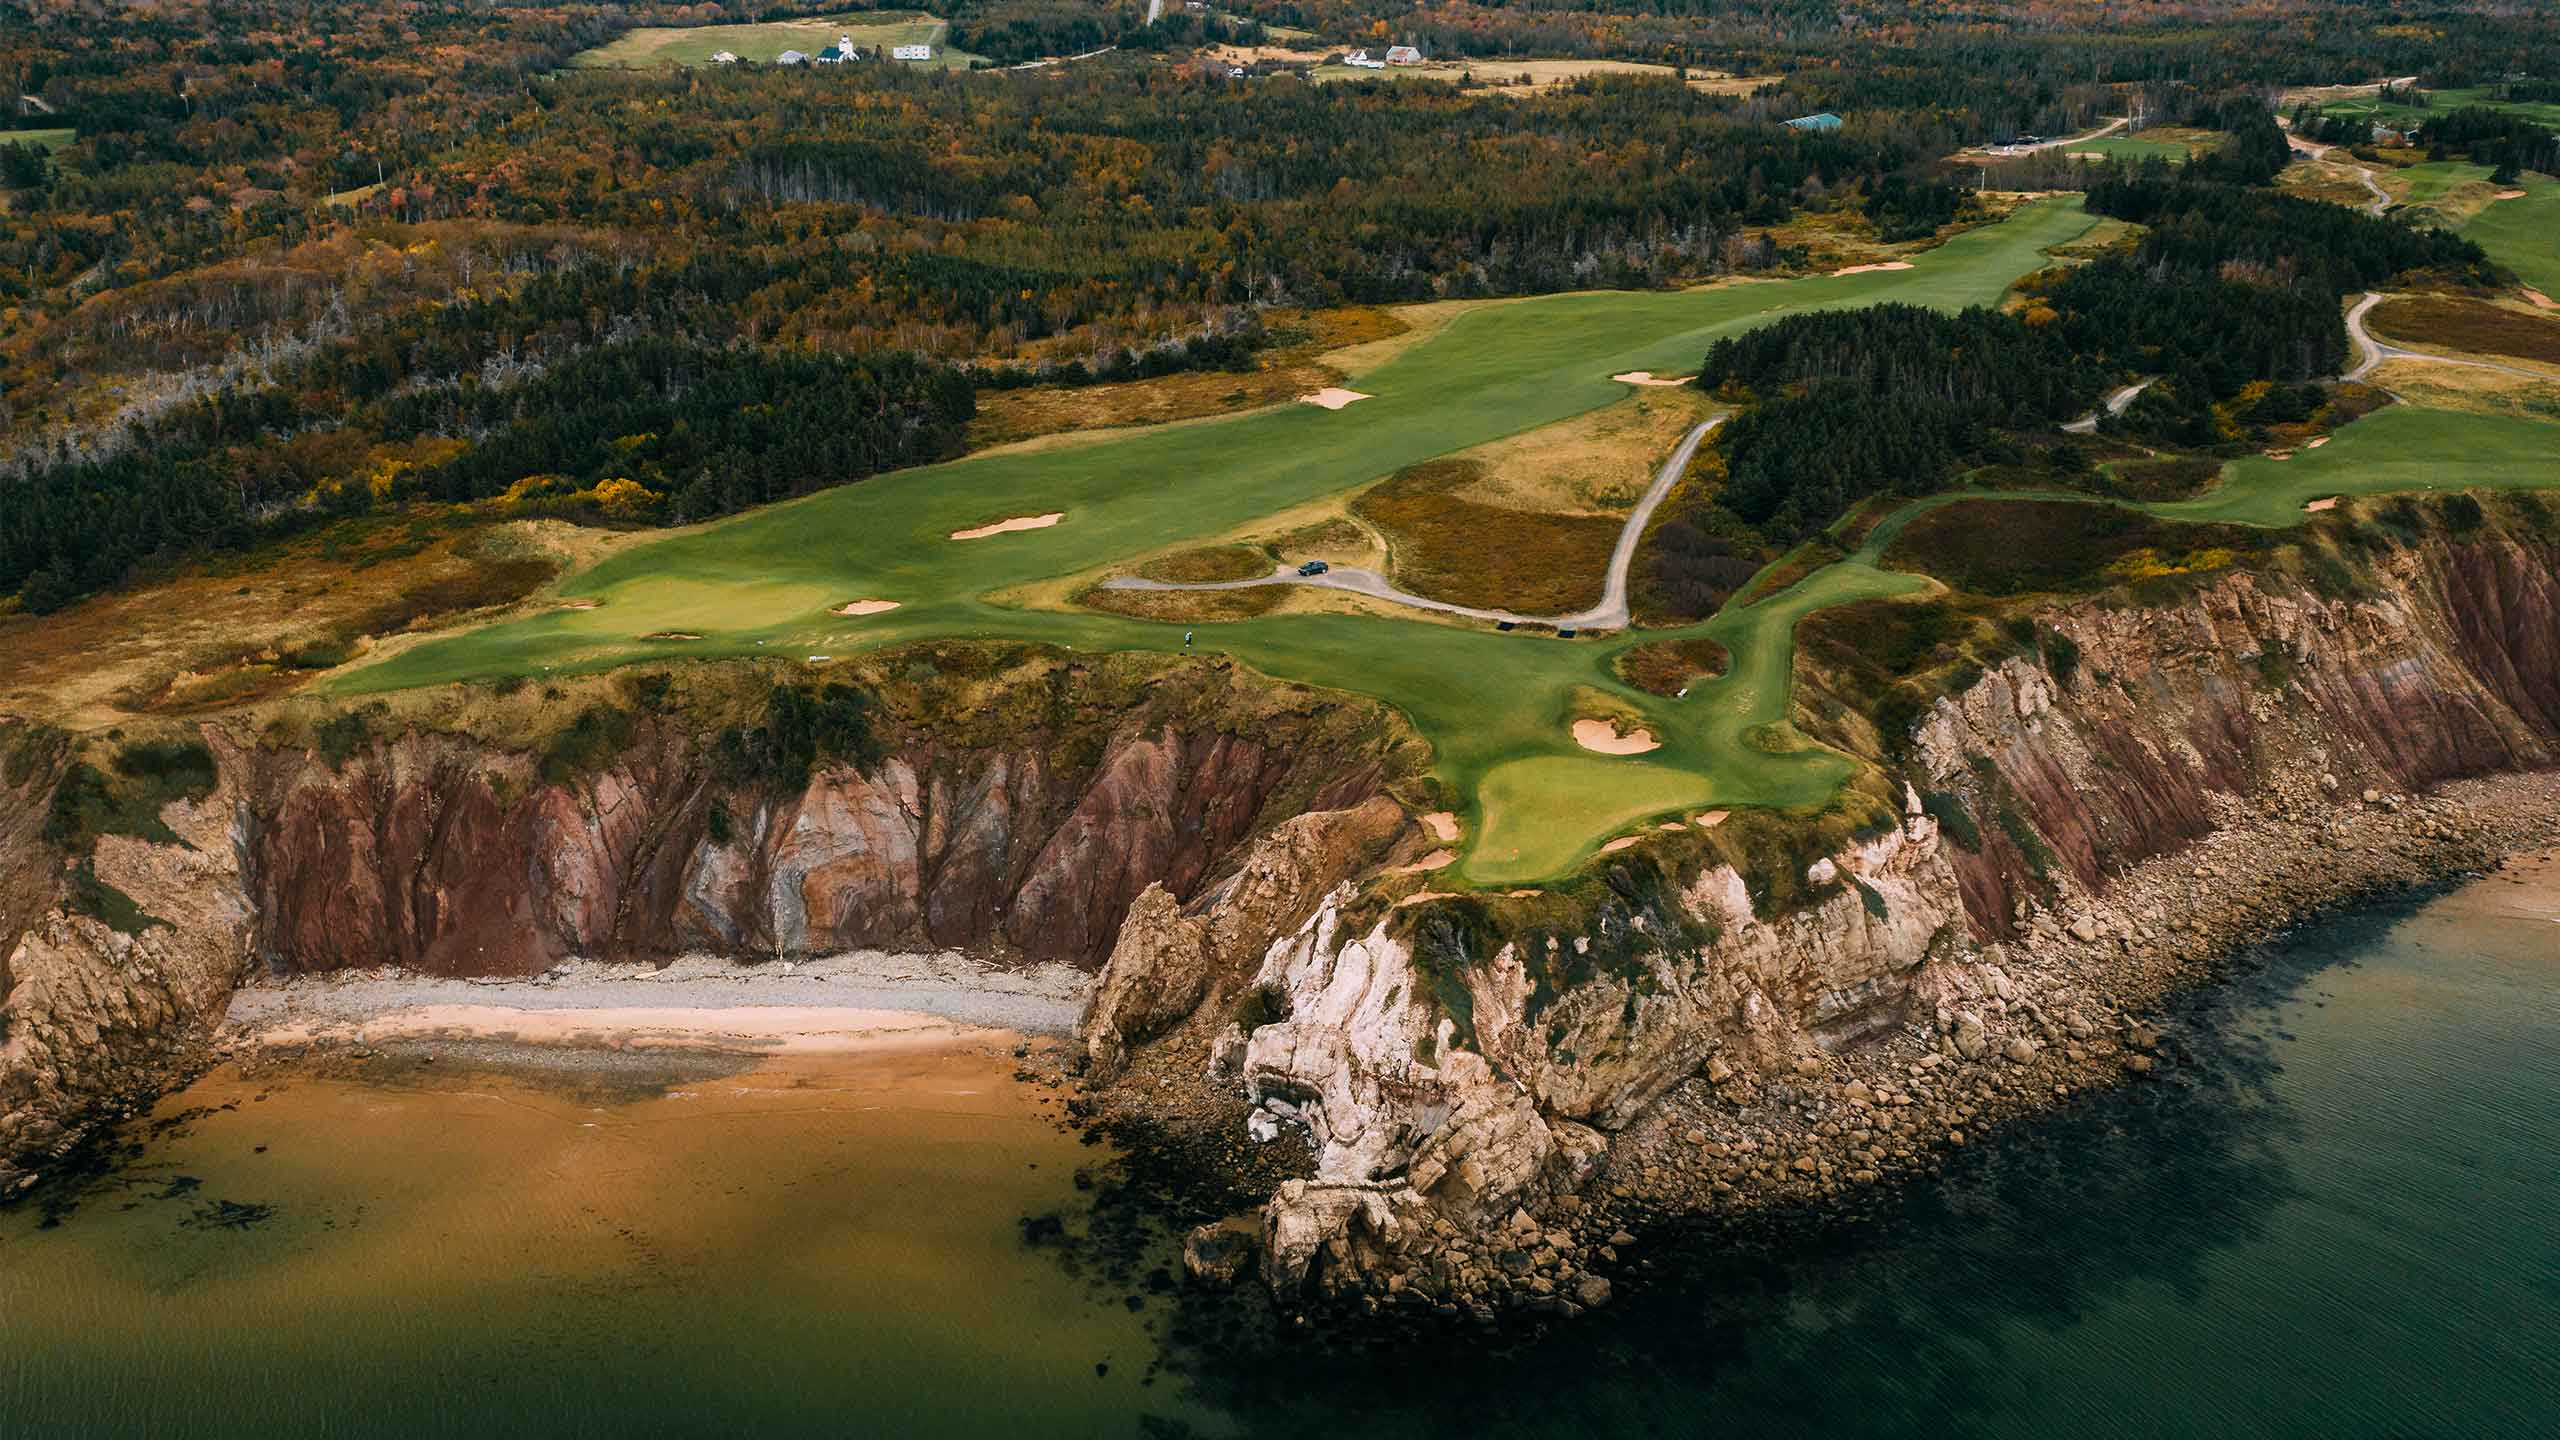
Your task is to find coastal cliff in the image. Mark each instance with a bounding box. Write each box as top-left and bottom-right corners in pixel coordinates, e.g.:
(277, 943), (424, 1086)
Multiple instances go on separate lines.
(0, 650), (1414, 1180)
(1081, 533), (2560, 1311)
(6, 533), (2559, 1296)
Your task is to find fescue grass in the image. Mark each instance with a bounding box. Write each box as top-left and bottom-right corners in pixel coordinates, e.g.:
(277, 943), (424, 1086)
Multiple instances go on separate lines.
(1354, 459), (1621, 613)
(2370, 296), (2560, 367)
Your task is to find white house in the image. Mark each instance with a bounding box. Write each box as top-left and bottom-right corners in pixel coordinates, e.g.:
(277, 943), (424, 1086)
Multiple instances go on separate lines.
(893, 43), (934, 61)
(776, 49), (808, 65)
(1385, 45), (1423, 65)
(710, 50), (739, 64)
(814, 35), (859, 64)
(1344, 50), (1386, 69)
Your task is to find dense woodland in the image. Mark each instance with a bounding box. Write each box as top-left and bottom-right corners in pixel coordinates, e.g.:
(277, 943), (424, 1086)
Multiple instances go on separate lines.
(2, 0), (2555, 613)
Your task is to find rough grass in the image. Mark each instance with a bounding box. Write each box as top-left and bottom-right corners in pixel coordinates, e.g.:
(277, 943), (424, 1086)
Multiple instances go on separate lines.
(1444, 388), (1716, 515)
(1140, 546), (1272, 583)
(1353, 459), (1620, 613)
(2103, 456), (2225, 503)
(1886, 500), (2267, 596)
(965, 307), (1405, 449)
(1615, 638), (1731, 696)
(2370, 296), (2560, 367)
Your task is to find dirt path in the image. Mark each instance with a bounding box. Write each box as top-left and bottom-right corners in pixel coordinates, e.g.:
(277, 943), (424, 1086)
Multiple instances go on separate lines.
(2063, 377), (2156, 434)
(1103, 415), (1722, 630)
(2283, 128), (2391, 215)
(2344, 290), (2558, 383)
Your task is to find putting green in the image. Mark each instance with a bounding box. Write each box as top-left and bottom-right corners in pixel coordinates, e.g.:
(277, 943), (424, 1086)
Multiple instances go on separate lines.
(338, 197), (2560, 885)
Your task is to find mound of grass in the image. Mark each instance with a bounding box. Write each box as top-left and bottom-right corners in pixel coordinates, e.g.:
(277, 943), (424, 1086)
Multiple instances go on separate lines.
(1886, 500), (2266, 596)
(1140, 546), (1271, 583)
(1082, 582), (1283, 623)
(2106, 456), (2225, 502)
(2370, 296), (2560, 367)
(1353, 459), (1620, 613)
(1615, 638), (1731, 696)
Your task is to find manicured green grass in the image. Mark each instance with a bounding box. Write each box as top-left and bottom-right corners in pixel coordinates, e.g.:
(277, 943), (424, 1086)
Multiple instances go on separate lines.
(2459, 177), (2560, 296)
(569, 12), (983, 71)
(2064, 135), (2193, 162)
(2316, 87), (2560, 131)
(2154, 407), (2560, 527)
(342, 199), (2101, 883)
(0, 128), (75, 153)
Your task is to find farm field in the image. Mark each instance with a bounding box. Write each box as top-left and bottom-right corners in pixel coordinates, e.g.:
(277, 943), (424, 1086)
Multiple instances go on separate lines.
(335, 199), (2560, 884)
(568, 12), (982, 70)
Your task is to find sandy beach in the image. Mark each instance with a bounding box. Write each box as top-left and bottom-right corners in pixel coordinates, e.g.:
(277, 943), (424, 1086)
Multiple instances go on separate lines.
(224, 950), (1089, 1055)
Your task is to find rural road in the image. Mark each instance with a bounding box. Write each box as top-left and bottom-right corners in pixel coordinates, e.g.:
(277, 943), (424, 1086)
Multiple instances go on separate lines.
(1104, 414), (1724, 631)
(2063, 377), (2155, 434)
(2344, 291), (2556, 383)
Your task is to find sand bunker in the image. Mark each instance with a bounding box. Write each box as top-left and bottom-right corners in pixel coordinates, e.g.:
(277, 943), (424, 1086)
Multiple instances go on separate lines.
(1832, 261), (1915, 276)
(1610, 371), (1693, 387)
(1399, 849), (1457, 874)
(2266, 450), (2294, 461)
(557, 599), (602, 611)
(1572, 718), (1661, 755)
(1421, 811), (1461, 842)
(2525, 288), (2557, 312)
(2306, 436), (2331, 449)
(951, 512), (1064, 541)
(1298, 387), (1371, 410)
(833, 599), (901, 616)
(1695, 809), (1730, 828)
(1396, 890), (1460, 908)
(1600, 837), (1641, 854)
(2304, 496), (2341, 513)
(640, 631), (703, 641)
(2494, 189), (2528, 200)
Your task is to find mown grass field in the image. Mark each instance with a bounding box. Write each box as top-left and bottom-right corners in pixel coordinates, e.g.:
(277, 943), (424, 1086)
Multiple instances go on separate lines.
(2458, 178), (2560, 296)
(337, 198), (2560, 884)
(2064, 135), (2196, 162)
(2308, 86), (2560, 131)
(569, 12), (982, 70)
(0, 128), (76, 153)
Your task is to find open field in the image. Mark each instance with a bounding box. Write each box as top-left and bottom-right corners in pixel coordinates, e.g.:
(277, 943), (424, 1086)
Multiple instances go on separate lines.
(1309, 60), (1778, 96)
(0, 127), (75, 152)
(2368, 296), (2560, 368)
(332, 199), (2560, 884)
(2292, 85), (2560, 131)
(568, 12), (982, 70)
(2064, 128), (2219, 163)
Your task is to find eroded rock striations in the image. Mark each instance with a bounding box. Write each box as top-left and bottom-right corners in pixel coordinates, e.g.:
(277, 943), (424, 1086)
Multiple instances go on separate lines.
(1084, 537), (2560, 1313)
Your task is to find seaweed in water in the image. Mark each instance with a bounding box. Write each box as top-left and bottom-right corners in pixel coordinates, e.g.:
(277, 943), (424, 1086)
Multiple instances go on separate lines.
(181, 1199), (277, 1231)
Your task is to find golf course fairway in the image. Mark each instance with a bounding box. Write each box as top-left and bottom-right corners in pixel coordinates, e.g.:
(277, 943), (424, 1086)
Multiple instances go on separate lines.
(340, 196), (2560, 886)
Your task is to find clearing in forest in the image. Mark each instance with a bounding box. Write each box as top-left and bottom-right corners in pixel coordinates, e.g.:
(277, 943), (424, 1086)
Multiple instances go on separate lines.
(568, 12), (983, 71)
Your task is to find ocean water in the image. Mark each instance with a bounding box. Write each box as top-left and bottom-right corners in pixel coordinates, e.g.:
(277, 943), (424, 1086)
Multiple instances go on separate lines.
(4, 853), (2554, 1439)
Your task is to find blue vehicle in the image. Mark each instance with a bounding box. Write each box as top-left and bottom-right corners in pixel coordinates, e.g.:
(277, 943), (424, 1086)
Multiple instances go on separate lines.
(1297, 559), (1330, 577)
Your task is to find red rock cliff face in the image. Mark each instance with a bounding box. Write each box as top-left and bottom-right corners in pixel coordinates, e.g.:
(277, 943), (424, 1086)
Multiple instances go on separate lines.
(238, 723), (1376, 977)
(1914, 539), (2560, 940)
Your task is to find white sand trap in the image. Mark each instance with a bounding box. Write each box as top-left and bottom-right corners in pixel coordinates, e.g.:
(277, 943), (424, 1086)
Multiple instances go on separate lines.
(1695, 809), (1730, 827)
(1298, 387), (1371, 410)
(2305, 496), (2341, 513)
(1421, 811), (1461, 842)
(951, 512), (1064, 541)
(2266, 450), (2294, 461)
(2494, 189), (2527, 200)
(2306, 436), (2332, 449)
(1832, 261), (1915, 276)
(1506, 889), (1543, 898)
(2525, 287), (2558, 312)
(834, 599), (901, 616)
(1399, 849), (1457, 874)
(1600, 837), (1641, 854)
(1573, 718), (1661, 755)
(640, 631), (703, 641)
(1610, 371), (1693, 387)
(557, 599), (601, 611)
(1658, 821), (1688, 832)
(1396, 890), (1460, 908)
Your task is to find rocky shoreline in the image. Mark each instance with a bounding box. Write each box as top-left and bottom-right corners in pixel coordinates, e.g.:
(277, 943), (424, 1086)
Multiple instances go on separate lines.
(1085, 768), (2560, 1326)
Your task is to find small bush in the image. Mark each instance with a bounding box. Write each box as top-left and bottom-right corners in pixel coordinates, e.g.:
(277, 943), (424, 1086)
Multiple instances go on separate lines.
(1921, 790), (1982, 850)
(718, 682), (888, 789)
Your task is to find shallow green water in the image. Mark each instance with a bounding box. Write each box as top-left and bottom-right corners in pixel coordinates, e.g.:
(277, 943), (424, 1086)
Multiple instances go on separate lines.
(5, 859), (2555, 1438)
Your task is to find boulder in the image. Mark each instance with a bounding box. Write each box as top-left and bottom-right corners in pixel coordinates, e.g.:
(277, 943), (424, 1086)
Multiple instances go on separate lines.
(1182, 1216), (1262, 1286)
